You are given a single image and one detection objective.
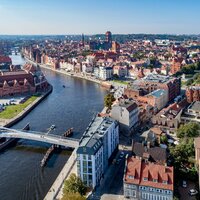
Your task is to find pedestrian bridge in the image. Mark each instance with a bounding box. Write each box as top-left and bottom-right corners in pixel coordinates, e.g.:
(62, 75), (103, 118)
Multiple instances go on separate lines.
(0, 127), (79, 148)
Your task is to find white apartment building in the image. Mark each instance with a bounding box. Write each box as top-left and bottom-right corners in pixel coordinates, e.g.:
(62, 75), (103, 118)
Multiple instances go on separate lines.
(111, 101), (139, 134)
(94, 66), (113, 80)
(77, 116), (119, 188)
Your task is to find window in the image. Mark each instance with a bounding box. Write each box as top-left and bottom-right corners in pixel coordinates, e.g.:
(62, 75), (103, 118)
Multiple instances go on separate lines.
(83, 167), (87, 173)
(125, 189), (131, 197)
(83, 161), (87, 168)
(143, 177), (148, 181)
(88, 161), (92, 167)
(88, 155), (91, 160)
(163, 180), (168, 184)
(83, 174), (87, 185)
(153, 179), (158, 183)
(83, 155), (87, 160)
(88, 174), (92, 180)
(149, 188), (155, 192)
(132, 190), (136, 197)
(139, 186), (146, 190)
(128, 175), (134, 179)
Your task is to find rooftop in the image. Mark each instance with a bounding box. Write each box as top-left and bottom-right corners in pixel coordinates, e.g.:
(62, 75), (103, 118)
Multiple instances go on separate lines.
(118, 101), (138, 112)
(77, 116), (117, 155)
(147, 89), (166, 98)
(124, 156), (174, 191)
(141, 73), (175, 84)
(188, 101), (200, 112)
(132, 142), (167, 164)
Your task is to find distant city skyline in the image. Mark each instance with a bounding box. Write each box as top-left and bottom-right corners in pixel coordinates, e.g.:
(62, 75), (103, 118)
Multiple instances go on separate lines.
(0, 0), (200, 35)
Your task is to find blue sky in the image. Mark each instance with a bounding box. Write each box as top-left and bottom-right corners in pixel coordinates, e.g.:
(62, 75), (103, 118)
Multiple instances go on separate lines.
(0, 0), (200, 35)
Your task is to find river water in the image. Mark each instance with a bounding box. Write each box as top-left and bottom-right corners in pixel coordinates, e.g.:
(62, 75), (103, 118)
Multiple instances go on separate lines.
(0, 54), (107, 200)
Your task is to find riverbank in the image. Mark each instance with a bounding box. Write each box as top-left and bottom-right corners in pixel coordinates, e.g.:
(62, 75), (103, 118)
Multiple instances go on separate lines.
(0, 85), (52, 128)
(25, 58), (112, 90)
(44, 148), (77, 200)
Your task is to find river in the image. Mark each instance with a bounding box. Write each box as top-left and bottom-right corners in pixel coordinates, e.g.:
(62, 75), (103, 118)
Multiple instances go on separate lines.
(0, 54), (107, 200)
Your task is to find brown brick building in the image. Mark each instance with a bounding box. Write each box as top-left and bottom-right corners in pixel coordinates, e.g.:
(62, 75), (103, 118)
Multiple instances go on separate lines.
(132, 74), (181, 102)
(0, 70), (36, 96)
(186, 86), (200, 103)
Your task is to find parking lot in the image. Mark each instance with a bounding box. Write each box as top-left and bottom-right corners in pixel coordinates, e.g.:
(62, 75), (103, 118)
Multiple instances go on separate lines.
(0, 96), (26, 106)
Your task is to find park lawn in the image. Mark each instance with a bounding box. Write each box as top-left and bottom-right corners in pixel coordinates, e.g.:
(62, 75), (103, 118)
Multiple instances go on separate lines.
(0, 96), (38, 119)
(113, 80), (129, 85)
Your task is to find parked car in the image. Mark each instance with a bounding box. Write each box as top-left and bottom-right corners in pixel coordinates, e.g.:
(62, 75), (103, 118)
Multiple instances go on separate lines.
(182, 180), (187, 188)
(189, 189), (198, 196)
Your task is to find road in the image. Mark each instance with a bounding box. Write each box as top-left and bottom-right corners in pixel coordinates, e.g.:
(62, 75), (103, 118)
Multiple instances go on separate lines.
(87, 147), (131, 200)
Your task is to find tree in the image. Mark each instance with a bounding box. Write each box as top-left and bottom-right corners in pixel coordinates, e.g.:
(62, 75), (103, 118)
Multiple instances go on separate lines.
(104, 93), (115, 110)
(62, 192), (86, 200)
(177, 122), (200, 138)
(169, 138), (195, 171)
(160, 134), (168, 144)
(63, 173), (87, 197)
(185, 79), (193, 86)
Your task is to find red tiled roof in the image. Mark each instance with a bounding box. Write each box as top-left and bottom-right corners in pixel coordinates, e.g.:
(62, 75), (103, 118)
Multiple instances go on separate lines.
(0, 56), (12, 63)
(150, 127), (163, 136)
(124, 157), (174, 191)
(126, 103), (138, 112)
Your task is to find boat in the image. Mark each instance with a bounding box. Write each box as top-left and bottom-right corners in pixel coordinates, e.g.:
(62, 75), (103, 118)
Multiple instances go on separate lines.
(62, 85), (66, 88)
(50, 125), (56, 130)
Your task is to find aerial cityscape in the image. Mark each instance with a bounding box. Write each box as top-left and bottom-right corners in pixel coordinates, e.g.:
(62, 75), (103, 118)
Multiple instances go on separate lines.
(0, 0), (200, 200)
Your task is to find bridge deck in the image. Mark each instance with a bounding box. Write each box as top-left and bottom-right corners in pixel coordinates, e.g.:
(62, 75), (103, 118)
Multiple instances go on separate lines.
(0, 127), (79, 148)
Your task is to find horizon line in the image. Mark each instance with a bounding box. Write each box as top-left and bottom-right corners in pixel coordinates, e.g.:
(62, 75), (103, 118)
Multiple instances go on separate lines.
(0, 33), (199, 36)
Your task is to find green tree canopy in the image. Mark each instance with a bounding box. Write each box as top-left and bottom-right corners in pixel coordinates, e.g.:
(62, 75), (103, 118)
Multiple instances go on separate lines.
(104, 93), (115, 110)
(181, 62), (200, 75)
(63, 173), (87, 197)
(177, 122), (200, 138)
(62, 192), (86, 200)
(169, 138), (195, 170)
(160, 134), (168, 144)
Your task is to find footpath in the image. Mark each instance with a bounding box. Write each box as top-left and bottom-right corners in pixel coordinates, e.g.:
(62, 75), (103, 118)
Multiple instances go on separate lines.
(44, 148), (77, 200)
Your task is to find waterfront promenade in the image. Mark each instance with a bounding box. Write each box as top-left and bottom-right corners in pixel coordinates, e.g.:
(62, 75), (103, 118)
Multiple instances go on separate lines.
(25, 58), (101, 84)
(25, 58), (114, 91)
(44, 148), (77, 200)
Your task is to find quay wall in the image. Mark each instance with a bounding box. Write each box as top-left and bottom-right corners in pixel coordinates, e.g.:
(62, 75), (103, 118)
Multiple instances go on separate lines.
(25, 58), (112, 90)
(44, 148), (77, 200)
(0, 85), (52, 128)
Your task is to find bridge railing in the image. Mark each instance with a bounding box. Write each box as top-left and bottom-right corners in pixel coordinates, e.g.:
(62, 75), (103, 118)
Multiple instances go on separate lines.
(0, 128), (80, 143)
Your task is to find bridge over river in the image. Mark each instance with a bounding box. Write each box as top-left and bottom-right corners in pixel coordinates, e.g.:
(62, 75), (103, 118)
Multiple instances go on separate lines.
(0, 127), (79, 148)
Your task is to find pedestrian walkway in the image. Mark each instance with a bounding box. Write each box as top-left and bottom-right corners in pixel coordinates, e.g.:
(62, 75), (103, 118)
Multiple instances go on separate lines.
(43, 148), (77, 200)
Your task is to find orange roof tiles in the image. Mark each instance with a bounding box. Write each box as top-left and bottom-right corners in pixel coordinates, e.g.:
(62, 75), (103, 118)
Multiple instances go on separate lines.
(124, 157), (174, 191)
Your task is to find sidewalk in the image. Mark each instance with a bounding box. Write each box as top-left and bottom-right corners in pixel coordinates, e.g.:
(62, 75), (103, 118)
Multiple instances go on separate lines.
(43, 148), (77, 200)
(55, 160), (77, 200)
